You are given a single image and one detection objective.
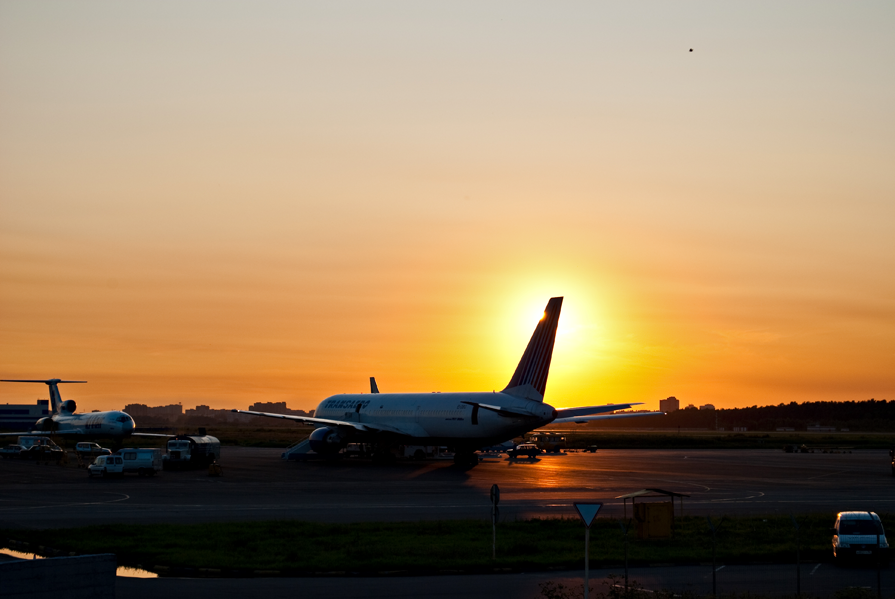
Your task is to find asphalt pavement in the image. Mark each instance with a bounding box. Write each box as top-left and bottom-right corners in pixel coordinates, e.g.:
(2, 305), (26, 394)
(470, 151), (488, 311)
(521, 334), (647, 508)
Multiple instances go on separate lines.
(1, 447), (893, 529)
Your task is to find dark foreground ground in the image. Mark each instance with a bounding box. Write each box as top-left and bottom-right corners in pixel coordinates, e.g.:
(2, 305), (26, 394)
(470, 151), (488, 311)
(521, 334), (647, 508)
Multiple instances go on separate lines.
(114, 563), (894, 599)
(1, 448), (893, 528)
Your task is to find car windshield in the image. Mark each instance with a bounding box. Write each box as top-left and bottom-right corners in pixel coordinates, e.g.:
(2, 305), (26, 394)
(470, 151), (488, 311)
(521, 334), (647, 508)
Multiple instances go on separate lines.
(840, 519), (884, 535)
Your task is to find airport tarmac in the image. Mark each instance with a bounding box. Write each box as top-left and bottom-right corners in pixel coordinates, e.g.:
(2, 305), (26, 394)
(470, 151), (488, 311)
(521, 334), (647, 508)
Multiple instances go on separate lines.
(1, 448), (893, 530)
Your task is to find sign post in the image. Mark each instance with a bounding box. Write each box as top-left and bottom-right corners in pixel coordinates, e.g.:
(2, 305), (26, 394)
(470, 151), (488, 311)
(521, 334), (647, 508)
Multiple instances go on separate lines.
(490, 484), (500, 560)
(574, 503), (603, 599)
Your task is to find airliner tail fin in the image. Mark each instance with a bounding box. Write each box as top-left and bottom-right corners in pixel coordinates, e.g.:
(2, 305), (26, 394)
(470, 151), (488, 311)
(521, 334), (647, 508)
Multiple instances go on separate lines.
(502, 297), (562, 402)
(1, 379), (86, 415)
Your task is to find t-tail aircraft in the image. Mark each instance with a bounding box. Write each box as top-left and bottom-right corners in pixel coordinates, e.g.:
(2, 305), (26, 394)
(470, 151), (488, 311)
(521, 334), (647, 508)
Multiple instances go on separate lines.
(234, 297), (662, 466)
(0, 379), (167, 440)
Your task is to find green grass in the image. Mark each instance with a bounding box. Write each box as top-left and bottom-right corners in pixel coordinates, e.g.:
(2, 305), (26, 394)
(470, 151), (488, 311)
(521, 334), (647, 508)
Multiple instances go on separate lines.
(4, 513), (890, 576)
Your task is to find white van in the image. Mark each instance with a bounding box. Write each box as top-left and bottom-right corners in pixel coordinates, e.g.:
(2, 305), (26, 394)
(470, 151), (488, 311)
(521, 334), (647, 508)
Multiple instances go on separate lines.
(832, 511), (890, 563)
(88, 454), (123, 477)
(88, 448), (161, 477)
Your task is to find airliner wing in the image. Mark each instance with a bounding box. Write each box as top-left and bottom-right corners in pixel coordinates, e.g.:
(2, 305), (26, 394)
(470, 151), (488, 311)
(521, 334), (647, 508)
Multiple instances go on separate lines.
(132, 432), (175, 437)
(0, 430), (85, 436)
(553, 411), (665, 424)
(554, 403), (642, 419)
(459, 401), (541, 419)
(231, 410), (415, 436)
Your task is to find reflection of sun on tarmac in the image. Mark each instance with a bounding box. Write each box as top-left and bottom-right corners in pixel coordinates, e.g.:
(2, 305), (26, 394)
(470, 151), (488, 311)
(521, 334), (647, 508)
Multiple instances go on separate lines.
(532, 456), (569, 489)
(503, 454), (573, 489)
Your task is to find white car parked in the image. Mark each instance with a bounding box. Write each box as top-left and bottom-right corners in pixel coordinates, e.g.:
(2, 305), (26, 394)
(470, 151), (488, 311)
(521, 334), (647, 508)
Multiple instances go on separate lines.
(832, 511), (890, 564)
(75, 442), (111, 457)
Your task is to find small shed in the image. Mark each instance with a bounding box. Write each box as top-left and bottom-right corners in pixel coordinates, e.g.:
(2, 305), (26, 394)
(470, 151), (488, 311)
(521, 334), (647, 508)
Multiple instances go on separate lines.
(616, 488), (690, 539)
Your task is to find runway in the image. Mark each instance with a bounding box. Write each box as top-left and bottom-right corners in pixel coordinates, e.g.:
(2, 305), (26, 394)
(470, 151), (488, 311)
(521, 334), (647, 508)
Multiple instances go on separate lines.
(1, 448), (892, 530)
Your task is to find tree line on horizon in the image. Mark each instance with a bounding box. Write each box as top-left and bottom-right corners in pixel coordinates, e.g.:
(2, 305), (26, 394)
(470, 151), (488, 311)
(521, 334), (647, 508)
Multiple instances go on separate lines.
(591, 399), (895, 432)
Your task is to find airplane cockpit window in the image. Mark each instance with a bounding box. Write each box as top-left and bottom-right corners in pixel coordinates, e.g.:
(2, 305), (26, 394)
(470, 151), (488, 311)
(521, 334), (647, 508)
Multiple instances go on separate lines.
(117, 415), (133, 423)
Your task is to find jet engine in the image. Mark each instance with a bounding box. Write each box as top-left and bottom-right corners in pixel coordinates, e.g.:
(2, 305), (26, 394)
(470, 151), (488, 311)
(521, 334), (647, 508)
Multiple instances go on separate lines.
(308, 426), (346, 454)
(34, 417), (54, 431)
(61, 400), (77, 413)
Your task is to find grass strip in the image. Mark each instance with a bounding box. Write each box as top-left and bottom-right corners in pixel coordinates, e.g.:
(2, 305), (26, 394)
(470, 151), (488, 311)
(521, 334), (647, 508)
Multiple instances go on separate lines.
(4, 513), (891, 576)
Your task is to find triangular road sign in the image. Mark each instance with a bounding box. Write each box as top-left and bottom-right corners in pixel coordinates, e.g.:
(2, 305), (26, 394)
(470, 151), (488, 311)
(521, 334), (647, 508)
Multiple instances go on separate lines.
(574, 503), (603, 528)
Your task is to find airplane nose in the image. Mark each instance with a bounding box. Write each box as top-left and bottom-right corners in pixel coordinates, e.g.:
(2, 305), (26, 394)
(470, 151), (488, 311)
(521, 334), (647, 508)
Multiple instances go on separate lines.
(123, 419), (134, 433)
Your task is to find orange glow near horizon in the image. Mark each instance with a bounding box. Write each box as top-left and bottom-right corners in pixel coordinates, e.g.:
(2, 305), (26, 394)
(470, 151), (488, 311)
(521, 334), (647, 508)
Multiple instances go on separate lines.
(1, 3), (893, 413)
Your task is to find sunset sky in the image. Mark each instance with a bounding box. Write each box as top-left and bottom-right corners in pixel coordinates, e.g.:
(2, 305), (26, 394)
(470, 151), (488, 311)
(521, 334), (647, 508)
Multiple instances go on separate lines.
(1, 2), (893, 413)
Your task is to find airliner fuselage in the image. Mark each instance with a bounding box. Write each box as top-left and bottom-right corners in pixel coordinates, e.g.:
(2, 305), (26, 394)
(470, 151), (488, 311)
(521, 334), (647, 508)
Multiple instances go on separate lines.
(32, 410), (136, 439)
(1, 379), (159, 441)
(315, 392), (556, 446)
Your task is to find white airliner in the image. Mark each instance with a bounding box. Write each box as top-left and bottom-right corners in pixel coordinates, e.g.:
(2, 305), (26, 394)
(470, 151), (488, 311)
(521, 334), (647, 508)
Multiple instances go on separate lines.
(0, 379), (166, 440)
(235, 297), (662, 465)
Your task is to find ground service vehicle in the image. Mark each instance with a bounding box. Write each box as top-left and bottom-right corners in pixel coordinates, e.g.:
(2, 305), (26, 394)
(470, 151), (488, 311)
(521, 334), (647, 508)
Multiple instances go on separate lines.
(88, 449), (161, 476)
(120, 448), (161, 475)
(402, 445), (448, 460)
(16, 436), (56, 450)
(507, 443), (543, 459)
(163, 434), (220, 470)
(527, 432), (566, 453)
(23, 444), (64, 462)
(88, 455), (124, 477)
(15, 436), (64, 462)
(0, 444), (24, 459)
(832, 511), (890, 563)
(75, 442), (111, 458)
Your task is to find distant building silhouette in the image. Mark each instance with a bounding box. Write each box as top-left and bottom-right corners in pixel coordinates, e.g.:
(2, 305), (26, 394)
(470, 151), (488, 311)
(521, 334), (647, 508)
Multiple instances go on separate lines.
(659, 397), (679, 413)
(0, 399), (49, 430)
(124, 403), (182, 420)
(248, 401), (312, 417)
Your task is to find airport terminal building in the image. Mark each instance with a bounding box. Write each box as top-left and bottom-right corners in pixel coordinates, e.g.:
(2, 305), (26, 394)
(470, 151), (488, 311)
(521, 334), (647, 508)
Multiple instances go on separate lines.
(0, 399), (49, 430)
